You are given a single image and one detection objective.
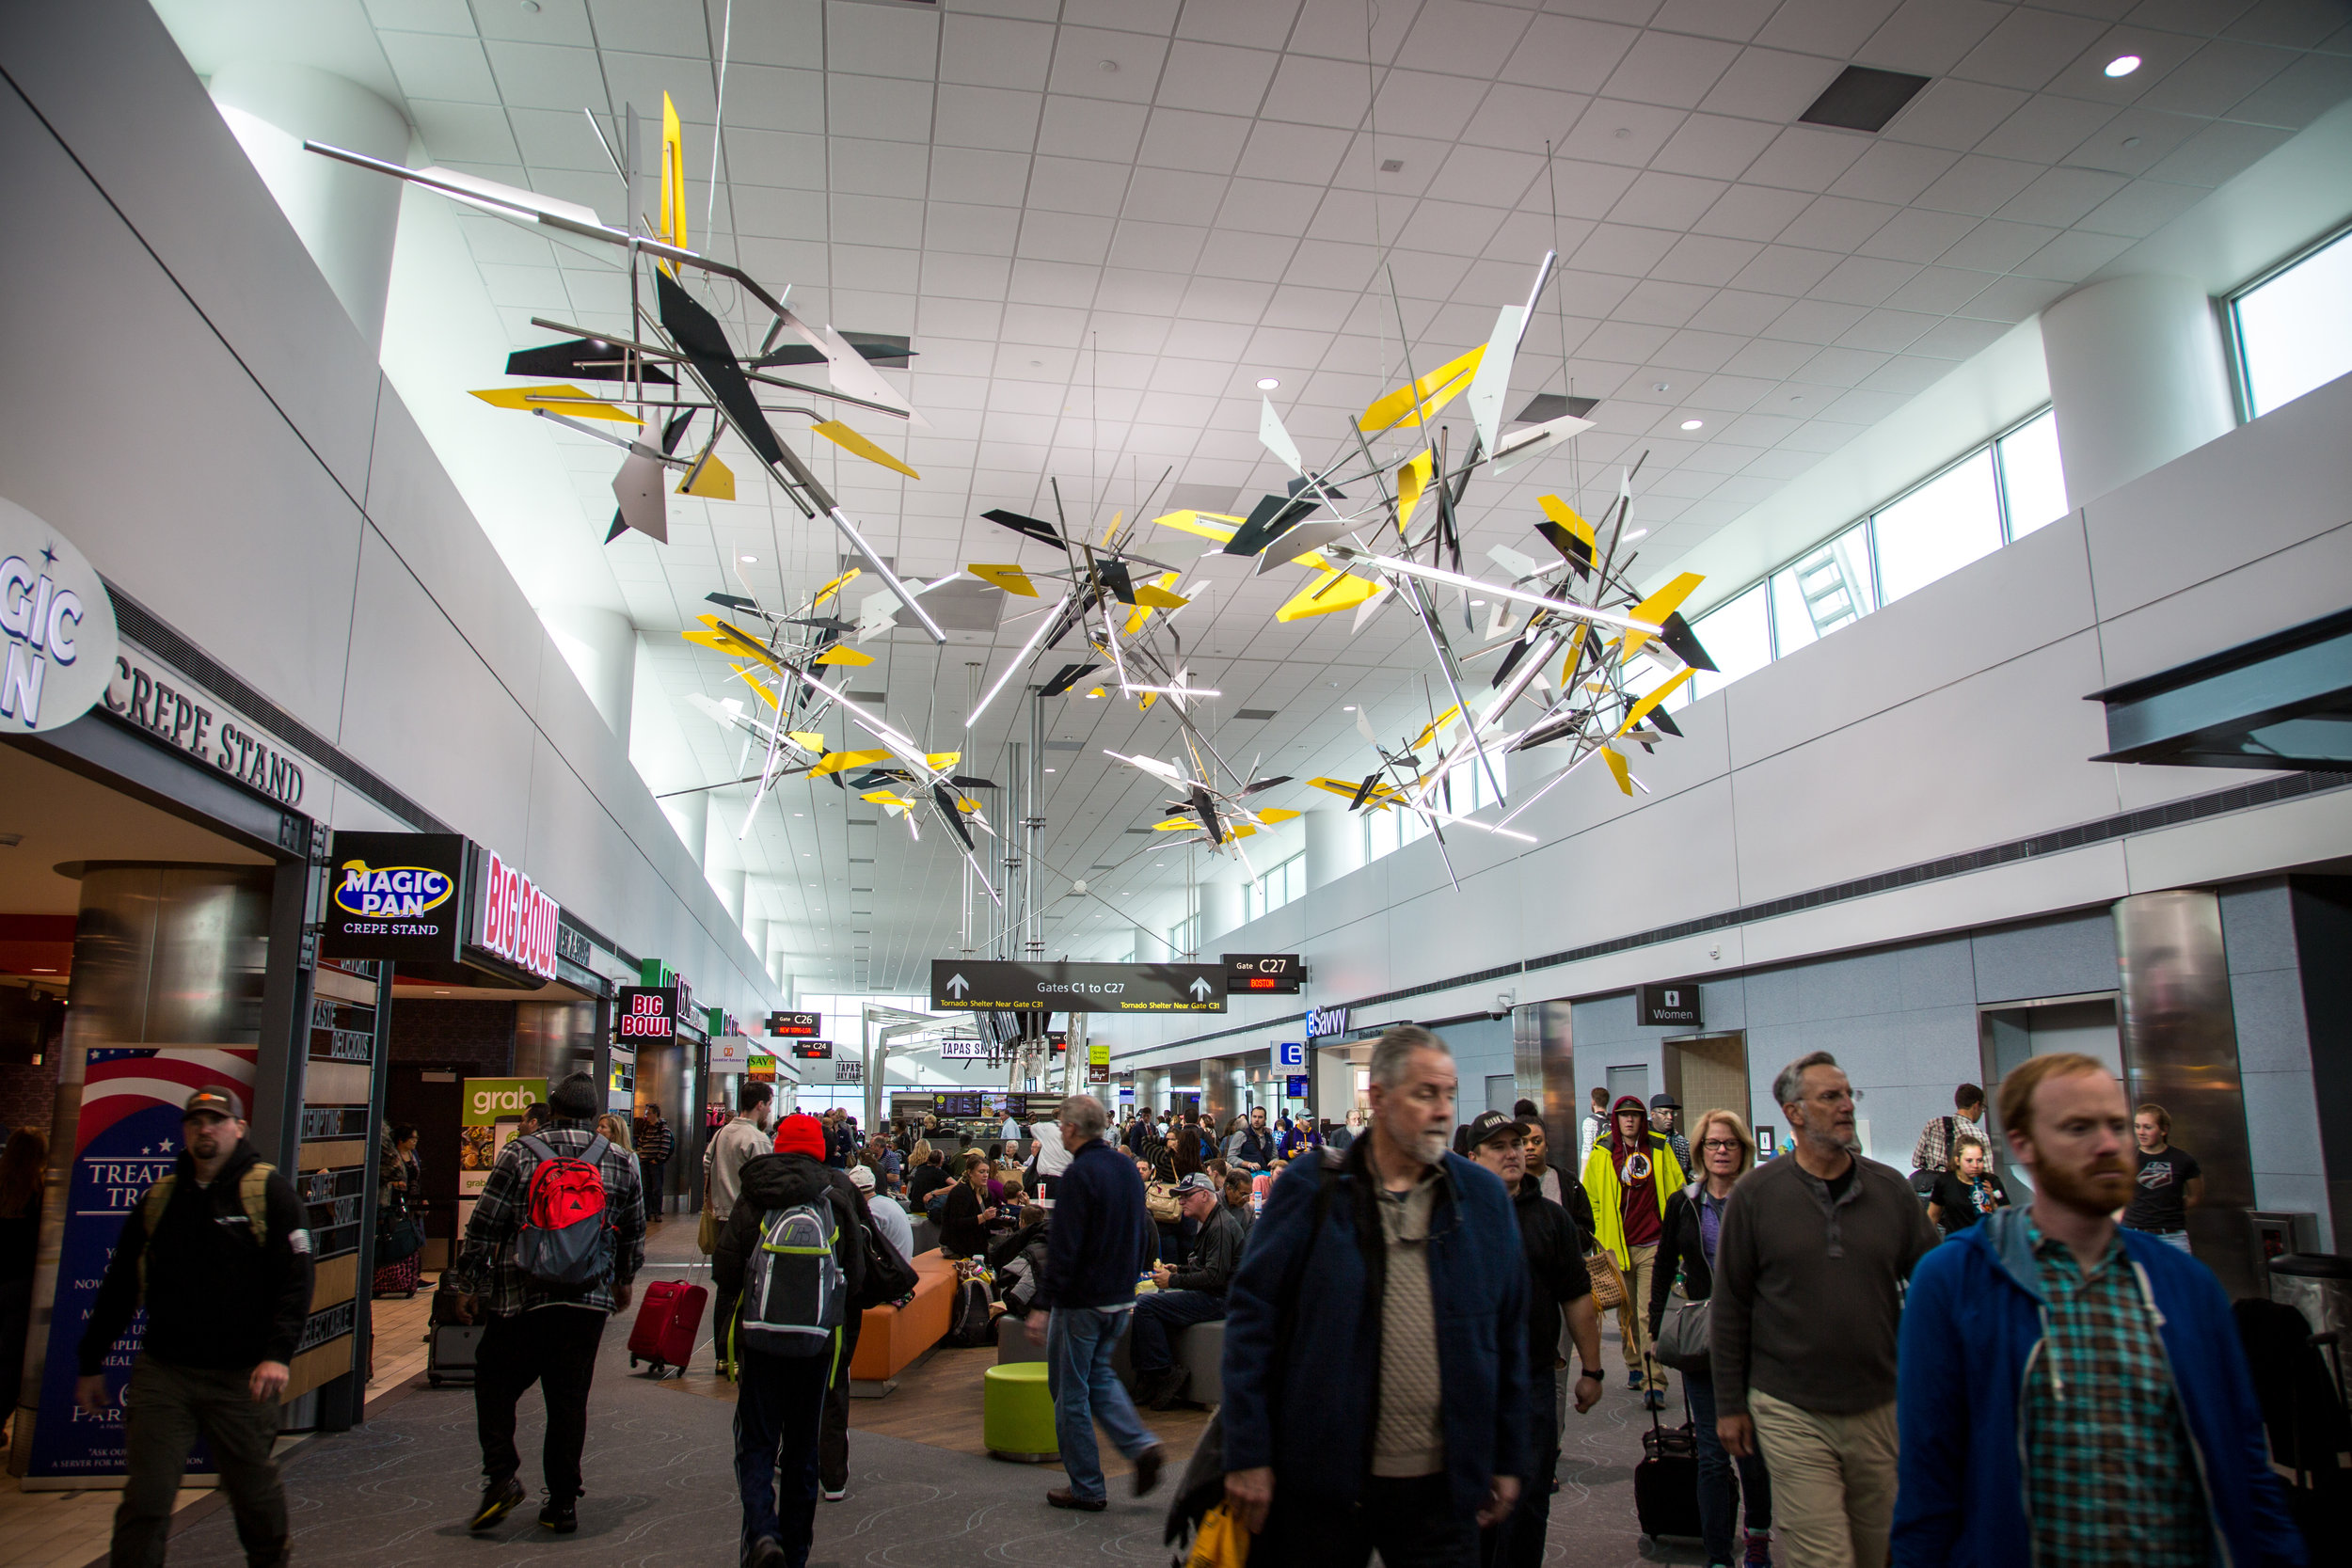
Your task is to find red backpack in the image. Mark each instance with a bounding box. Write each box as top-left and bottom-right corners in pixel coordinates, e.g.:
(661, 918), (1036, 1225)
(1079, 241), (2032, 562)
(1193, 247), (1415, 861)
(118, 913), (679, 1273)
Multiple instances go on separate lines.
(516, 1134), (613, 1286)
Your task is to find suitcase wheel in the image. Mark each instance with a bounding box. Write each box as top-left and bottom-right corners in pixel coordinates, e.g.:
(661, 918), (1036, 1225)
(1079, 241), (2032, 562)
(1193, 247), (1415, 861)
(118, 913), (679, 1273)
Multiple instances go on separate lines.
(428, 1374), (442, 1386)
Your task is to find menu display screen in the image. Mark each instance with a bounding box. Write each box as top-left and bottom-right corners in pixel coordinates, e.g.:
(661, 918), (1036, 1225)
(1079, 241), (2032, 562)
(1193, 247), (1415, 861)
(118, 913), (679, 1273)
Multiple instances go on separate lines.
(939, 1092), (983, 1117)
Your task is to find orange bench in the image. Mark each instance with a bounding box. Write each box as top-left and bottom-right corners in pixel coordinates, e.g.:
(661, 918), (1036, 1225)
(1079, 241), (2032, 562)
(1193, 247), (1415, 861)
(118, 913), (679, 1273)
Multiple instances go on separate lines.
(849, 1247), (959, 1394)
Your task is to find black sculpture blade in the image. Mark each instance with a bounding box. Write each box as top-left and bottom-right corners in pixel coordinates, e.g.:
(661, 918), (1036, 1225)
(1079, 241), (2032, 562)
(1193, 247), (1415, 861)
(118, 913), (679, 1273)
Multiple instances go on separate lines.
(505, 337), (676, 385)
(1659, 611), (1715, 672)
(1349, 772), (1380, 811)
(1188, 784), (1224, 843)
(751, 332), (914, 369)
(1095, 558), (1136, 605)
(1649, 705), (1684, 738)
(1223, 492), (1320, 557)
(933, 784), (976, 851)
(1534, 518), (1594, 574)
(1041, 662), (1099, 698)
(654, 269), (785, 467)
(980, 508), (1063, 546)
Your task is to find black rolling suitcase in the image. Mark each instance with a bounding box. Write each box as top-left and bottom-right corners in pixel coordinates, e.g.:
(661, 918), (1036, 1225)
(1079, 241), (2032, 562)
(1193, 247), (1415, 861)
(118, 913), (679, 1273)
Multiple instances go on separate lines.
(426, 1284), (483, 1387)
(1635, 1400), (1704, 1543)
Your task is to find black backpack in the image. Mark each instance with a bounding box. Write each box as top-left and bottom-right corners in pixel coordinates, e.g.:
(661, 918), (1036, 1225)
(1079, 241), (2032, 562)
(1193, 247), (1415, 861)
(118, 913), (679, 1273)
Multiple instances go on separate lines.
(943, 1275), (994, 1347)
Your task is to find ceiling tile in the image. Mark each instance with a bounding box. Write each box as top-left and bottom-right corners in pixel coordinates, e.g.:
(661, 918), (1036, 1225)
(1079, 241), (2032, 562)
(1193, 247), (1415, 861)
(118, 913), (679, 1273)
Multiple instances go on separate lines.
(1756, 0), (1904, 57)
(1932, 215), (2057, 270)
(829, 75), (935, 144)
(1743, 125), (1870, 192)
(1177, 0), (1303, 50)
(1611, 169), (1731, 229)
(1370, 69), (1487, 141)
(1914, 151), (2042, 214)
(1854, 205), (1979, 261)
(1694, 182), (1816, 241)
(1462, 83), (1594, 151)
(831, 137), (930, 199)
(1049, 26), (1172, 103)
(1652, 232), (1766, 286)
(408, 99), (522, 165)
(1400, 0), (1538, 79)
(1949, 7), (2113, 91)
(2143, 118), (2294, 184)
(1992, 165), (2130, 228)
(1857, 0), (2009, 75)
(1559, 98), (1691, 166)
(1647, 0), (1780, 44)
(2073, 175), (2208, 236)
(1156, 40), (1281, 117)
(1779, 193), (1902, 251)
(723, 66), (828, 134)
(1884, 76), (2031, 150)
(1700, 47), (1845, 121)
(2227, 49), (2352, 129)
(380, 29), (501, 102)
(932, 84), (1041, 150)
(1501, 15), (1644, 96)
(1037, 95), (1151, 161)
(1138, 107), (1255, 174)
(941, 13), (1057, 92)
(1603, 30), (1744, 110)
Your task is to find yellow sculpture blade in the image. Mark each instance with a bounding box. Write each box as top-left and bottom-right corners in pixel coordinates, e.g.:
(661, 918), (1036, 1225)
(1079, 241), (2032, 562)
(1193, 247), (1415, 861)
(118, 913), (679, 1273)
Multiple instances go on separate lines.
(1152, 817), (1197, 832)
(806, 749), (889, 779)
(1601, 747), (1632, 796)
(678, 447), (734, 499)
(1613, 669), (1695, 738)
(924, 752), (961, 770)
(1623, 572), (1705, 661)
(1394, 448), (1434, 535)
(1102, 509), (1123, 546)
(812, 567), (860, 607)
(1229, 823), (1258, 839)
(967, 563), (1037, 597)
(470, 384), (641, 423)
(1538, 493), (1594, 555)
(786, 731), (827, 752)
(1137, 690), (1158, 712)
(660, 92), (687, 252)
(728, 664), (779, 707)
(1276, 569), (1380, 623)
(1358, 346), (1484, 434)
(1408, 704), (1464, 755)
(1152, 510), (1246, 544)
(1559, 623), (1590, 689)
(686, 614), (778, 667)
(1252, 808), (1302, 825)
(1085, 687), (1107, 699)
(813, 645), (873, 667)
(1134, 573), (1189, 610)
(1122, 602), (1152, 638)
(811, 420), (919, 480)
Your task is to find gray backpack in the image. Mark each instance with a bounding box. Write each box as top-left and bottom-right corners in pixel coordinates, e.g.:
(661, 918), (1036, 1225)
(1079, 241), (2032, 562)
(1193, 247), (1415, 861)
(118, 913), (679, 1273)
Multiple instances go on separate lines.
(735, 1196), (848, 1361)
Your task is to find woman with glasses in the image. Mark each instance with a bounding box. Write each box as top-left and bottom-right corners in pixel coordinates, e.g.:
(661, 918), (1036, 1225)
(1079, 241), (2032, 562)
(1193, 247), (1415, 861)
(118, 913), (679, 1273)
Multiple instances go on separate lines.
(1650, 1110), (1773, 1568)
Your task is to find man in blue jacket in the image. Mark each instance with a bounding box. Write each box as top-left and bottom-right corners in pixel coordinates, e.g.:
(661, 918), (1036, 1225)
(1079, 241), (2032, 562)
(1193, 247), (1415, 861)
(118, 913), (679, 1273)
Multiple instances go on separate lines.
(1894, 1053), (2303, 1568)
(1025, 1092), (1163, 1512)
(1220, 1024), (1530, 1566)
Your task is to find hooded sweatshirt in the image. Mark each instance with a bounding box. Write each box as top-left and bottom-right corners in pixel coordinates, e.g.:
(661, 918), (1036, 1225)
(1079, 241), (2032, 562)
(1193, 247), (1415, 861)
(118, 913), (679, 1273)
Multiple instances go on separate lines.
(1579, 1095), (1686, 1269)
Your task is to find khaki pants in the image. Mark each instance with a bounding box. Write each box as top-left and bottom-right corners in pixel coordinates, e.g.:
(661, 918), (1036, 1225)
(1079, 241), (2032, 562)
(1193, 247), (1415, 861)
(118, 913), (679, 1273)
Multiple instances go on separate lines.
(1614, 1243), (1663, 1392)
(1747, 1386), (1898, 1568)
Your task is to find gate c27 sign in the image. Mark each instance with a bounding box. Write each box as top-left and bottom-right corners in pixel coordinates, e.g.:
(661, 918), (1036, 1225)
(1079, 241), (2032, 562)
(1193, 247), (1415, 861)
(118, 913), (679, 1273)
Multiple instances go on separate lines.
(321, 832), (469, 962)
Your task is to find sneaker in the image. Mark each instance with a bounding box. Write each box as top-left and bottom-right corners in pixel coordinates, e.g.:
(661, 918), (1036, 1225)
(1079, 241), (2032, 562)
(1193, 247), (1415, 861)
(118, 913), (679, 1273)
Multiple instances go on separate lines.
(747, 1535), (787, 1568)
(539, 1498), (577, 1534)
(1136, 1369), (1184, 1410)
(822, 1486), (847, 1502)
(1626, 1369), (1644, 1389)
(1743, 1533), (1773, 1565)
(1046, 1487), (1107, 1513)
(469, 1476), (525, 1531)
(1644, 1389), (1667, 1412)
(1133, 1444), (1166, 1498)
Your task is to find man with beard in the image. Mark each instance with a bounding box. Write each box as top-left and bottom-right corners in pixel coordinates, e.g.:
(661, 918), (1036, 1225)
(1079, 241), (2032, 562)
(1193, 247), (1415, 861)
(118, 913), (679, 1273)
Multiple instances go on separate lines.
(1220, 1025), (1530, 1564)
(1580, 1093), (1686, 1409)
(1892, 1055), (2301, 1568)
(1711, 1053), (1935, 1568)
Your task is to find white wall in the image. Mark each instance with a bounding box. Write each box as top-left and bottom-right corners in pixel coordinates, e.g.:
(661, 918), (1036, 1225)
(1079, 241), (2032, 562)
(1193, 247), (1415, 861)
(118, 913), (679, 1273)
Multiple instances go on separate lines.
(0, 5), (779, 1021)
(1103, 365), (2352, 1071)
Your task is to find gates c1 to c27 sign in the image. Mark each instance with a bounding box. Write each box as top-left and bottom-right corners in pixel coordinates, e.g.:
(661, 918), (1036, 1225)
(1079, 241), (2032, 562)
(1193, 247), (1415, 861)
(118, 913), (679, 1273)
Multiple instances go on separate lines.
(930, 958), (1227, 1014)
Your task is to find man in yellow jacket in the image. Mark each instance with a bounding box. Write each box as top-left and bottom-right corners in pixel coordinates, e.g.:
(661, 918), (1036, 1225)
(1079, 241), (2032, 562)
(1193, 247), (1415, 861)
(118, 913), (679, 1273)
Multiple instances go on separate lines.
(1581, 1093), (1687, 1409)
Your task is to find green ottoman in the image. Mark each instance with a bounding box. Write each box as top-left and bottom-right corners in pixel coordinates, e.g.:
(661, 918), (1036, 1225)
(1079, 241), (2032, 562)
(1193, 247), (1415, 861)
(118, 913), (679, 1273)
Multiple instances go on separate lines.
(983, 1361), (1058, 1463)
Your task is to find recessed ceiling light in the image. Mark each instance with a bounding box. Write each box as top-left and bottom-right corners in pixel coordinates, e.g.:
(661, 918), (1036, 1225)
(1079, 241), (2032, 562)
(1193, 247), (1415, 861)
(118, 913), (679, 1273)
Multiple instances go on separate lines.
(793, 812), (803, 817)
(1470, 599), (1486, 608)
(739, 554), (756, 563)
(1086, 690), (1100, 699)
(1343, 705), (1356, 711)
(2105, 54), (2141, 77)
(1044, 767), (1056, 772)
(1680, 419), (1704, 431)
(1256, 377), (1279, 390)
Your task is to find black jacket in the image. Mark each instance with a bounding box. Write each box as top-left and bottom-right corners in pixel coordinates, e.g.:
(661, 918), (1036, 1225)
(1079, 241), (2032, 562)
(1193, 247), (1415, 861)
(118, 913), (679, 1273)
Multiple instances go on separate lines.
(1166, 1200), (1243, 1295)
(80, 1139), (313, 1374)
(1511, 1175), (1593, 1373)
(1041, 1136), (1155, 1310)
(940, 1180), (992, 1258)
(1647, 1183), (1721, 1339)
(906, 1161), (949, 1209)
(712, 1151), (866, 1308)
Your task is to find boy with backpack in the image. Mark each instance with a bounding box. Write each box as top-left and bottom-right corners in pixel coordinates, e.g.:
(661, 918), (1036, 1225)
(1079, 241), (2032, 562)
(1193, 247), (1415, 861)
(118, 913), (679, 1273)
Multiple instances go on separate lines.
(450, 1072), (645, 1535)
(714, 1113), (870, 1568)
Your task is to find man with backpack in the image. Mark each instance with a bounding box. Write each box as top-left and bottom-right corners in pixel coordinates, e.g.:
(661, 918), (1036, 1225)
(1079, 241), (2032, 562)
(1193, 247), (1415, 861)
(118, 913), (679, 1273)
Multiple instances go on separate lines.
(713, 1112), (869, 1568)
(1909, 1084), (1986, 1190)
(76, 1085), (312, 1568)
(451, 1072), (645, 1535)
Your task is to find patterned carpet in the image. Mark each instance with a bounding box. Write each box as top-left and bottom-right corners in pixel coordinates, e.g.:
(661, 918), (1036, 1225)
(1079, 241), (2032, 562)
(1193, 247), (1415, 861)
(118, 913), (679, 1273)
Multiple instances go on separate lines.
(159, 1222), (1725, 1567)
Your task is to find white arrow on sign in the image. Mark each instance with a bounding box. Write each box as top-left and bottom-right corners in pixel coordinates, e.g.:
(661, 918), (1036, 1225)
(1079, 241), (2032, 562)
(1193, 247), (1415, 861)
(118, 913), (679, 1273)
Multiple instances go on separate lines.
(1188, 976), (1213, 1000)
(946, 973), (970, 999)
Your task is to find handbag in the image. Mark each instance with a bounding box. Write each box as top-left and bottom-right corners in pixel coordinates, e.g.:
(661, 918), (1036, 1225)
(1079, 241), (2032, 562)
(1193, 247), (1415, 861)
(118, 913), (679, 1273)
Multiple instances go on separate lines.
(1584, 1251), (1627, 1310)
(697, 1200), (720, 1257)
(1654, 1291), (1711, 1372)
(1146, 1181), (1182, 1223)
(1184, 1503), (1251, 1568)
(376, 1211), (423, 1264)
(856, 1221), (920, 1309)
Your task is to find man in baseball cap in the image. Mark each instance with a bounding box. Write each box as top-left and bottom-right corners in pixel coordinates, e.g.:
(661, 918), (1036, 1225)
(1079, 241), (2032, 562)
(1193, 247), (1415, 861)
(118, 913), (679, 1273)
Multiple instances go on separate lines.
(1132, 1171), (1243, 1410)
(77, 1081), (312, 1568)
(1650, 1093), (1692, 1178)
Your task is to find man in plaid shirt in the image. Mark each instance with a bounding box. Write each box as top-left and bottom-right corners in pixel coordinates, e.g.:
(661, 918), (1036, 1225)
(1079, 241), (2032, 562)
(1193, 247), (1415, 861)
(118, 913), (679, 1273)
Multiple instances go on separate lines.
(1907, 1084), (1987, 1178)
(451, 1072), (645, 1536)
(1893, 1055), (2301, 1567)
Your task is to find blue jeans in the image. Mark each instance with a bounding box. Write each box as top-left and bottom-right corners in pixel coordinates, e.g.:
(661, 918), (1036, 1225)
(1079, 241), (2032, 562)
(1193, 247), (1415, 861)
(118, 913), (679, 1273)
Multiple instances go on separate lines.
(733, 1347), (828, 1567)
(1687, 1374), (1772, 1565)
(1129, 1290), (1224, 1374)
(1045, 1306), (1157, 1502)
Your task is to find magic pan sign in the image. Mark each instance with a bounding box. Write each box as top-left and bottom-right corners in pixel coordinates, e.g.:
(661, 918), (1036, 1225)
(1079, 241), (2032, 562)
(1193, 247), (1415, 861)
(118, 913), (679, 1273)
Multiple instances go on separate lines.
(321, 832), (468, 962)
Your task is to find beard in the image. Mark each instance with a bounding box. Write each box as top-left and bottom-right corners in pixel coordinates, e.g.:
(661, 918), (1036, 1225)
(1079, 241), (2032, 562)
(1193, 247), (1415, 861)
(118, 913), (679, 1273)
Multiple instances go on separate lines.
(2031, 1143), (2133, 1213)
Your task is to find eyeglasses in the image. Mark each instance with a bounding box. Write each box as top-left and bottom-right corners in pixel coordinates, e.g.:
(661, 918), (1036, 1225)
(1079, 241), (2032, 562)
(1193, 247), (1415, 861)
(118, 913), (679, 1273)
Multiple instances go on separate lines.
(1699, 1138), (1741, 1152)
(1807, 1088), (1862, 1106)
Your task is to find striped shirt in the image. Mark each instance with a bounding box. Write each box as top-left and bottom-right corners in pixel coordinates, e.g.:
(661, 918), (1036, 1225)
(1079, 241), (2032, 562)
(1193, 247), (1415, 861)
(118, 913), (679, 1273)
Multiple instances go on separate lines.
(2022, 1221), (2208, 1568)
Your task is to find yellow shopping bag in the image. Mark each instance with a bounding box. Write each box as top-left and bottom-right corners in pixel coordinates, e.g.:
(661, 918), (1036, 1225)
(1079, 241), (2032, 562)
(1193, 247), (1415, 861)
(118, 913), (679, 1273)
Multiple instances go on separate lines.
(1184, 1503), (1251, 1568)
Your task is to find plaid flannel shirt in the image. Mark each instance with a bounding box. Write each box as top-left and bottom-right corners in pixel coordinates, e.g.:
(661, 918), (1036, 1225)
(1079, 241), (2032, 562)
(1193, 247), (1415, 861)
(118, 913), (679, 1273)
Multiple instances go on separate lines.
(2022, 1220), (2209, 1567)
(1910, 1113), (1985, 1174)
(448, 1122), (646, 1318)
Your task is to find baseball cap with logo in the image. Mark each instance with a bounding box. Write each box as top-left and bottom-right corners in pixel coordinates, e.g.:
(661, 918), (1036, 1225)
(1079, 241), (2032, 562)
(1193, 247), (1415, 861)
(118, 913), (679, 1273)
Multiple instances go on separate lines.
(1173, 1172), (1218, 1196)
(1465, 1109), (1532, 1148)
(183, 1085), (243, 1121)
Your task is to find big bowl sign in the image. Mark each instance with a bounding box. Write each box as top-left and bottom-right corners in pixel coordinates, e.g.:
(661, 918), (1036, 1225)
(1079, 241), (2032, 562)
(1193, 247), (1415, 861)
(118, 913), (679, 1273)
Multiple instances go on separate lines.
(475, 847), (559, 982)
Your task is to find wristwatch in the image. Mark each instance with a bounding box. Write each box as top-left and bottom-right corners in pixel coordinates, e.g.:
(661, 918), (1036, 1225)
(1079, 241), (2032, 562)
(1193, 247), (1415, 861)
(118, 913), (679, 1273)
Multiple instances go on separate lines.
(1578, 1368), (1602, 1382)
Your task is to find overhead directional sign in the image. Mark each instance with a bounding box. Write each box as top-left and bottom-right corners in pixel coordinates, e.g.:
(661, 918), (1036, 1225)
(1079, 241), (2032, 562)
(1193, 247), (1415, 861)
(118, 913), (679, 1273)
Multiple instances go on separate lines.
(930, 959), (1227, 1014)
(1225, 953), (1304, 994)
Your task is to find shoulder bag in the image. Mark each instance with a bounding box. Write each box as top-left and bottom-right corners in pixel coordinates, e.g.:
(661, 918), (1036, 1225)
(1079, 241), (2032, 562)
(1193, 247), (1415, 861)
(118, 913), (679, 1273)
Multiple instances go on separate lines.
(1654, 1290), (1710, 1371)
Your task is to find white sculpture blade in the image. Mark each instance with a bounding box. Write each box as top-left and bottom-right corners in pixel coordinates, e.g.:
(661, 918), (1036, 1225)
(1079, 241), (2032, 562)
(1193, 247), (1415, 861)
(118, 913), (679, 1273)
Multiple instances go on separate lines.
(1466, 304), (1525, 458)
(1259, 396), (1306, 477)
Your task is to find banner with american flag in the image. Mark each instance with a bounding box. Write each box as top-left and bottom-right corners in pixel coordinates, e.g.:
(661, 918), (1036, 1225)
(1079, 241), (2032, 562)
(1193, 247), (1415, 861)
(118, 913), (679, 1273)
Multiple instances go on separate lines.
(24, 1046), (259, 1483)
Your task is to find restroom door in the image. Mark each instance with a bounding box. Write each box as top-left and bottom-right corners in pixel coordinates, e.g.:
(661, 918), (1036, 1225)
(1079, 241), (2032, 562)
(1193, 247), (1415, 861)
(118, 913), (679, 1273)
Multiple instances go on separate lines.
(1665, 1033), (1750, 1131)
(1605, 1065), (1648, 1106)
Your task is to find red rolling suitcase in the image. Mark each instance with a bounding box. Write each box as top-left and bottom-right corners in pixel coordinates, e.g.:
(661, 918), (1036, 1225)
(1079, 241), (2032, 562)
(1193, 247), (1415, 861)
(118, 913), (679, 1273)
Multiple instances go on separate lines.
(628, 1280), (706, 1377)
